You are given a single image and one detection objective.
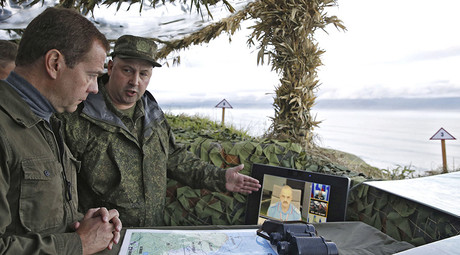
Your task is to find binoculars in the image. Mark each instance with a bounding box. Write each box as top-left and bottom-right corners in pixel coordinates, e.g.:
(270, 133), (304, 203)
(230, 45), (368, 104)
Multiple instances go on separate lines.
(257, 220), (338, 255)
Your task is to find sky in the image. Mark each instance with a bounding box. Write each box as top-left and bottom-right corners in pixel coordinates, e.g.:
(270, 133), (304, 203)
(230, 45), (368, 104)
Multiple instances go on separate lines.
(2, 0), (460, 104)
(151, 21), (279, 106)
(315, 0), (460, 99)
(149, 0), (460, 105)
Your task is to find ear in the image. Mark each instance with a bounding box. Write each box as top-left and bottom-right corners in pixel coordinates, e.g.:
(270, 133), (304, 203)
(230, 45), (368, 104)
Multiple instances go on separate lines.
(107, 60), (114, 76)
(44, 49), (65, 80)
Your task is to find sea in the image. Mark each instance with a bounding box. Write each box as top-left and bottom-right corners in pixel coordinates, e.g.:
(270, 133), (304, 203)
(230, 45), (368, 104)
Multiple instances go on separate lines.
(162, 99), (460, 176)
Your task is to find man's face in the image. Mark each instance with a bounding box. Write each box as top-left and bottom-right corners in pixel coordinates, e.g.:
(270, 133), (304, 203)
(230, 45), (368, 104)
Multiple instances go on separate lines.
(280, 187), (293, 211)
(105, 57), (153, 110)
(51, 40), (106, 113)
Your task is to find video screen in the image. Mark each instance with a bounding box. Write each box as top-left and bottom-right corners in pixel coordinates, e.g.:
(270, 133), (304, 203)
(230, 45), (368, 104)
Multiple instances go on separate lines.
(257, 174), (331, 225)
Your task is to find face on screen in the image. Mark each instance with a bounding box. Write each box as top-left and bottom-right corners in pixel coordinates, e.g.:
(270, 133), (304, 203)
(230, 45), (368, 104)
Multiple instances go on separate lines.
(258, 174), (331, 224)
(279, 185), (293, 211)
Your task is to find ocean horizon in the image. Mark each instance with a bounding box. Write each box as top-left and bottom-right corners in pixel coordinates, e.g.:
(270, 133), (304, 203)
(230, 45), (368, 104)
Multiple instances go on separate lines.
(161, 97), (460, 175)
(160, 97), (460, 111)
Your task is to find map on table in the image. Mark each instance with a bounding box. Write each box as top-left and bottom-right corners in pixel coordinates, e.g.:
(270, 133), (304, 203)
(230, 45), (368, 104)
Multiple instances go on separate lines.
(118, 228), (277, 255)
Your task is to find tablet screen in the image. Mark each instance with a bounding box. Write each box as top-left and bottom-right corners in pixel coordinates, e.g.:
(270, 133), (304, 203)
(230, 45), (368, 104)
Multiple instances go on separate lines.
(245, 164), (350, 225)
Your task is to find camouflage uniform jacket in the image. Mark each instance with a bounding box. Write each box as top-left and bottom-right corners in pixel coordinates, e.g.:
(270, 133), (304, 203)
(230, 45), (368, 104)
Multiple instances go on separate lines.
(60, 75), (227, 227)
(0, 76), (83, 254)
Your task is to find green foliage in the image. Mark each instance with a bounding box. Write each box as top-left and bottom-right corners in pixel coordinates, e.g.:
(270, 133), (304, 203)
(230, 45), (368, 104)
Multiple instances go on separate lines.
(163, 113), (368, 226)
(246, 0), (345, 148)
(165, 113), (251, 143)
(382, 164), (415, 180)
(316, 147), (389, 180)
(166, 113), (362, 176)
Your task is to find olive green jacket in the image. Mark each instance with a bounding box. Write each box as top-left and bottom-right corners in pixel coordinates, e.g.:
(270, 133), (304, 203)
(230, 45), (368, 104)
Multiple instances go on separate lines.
(0, 81), (83, 254)
(60, 78), (227, 227)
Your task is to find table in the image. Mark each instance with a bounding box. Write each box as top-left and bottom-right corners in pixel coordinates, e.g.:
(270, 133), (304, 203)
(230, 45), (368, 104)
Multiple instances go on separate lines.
(97, 221), (414, 255)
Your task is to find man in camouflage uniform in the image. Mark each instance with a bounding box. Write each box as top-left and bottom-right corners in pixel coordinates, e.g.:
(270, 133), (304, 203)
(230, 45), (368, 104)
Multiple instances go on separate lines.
(0, 7), (121, 255)
(60, 35), (261, 227)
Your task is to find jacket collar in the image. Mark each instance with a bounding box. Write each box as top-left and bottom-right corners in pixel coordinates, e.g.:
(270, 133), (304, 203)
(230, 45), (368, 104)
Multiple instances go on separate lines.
(82, 75), (165, 129)
(142, 88), (164, 129)
(5, 72), (55, 123)
(82, 89), (127, 128)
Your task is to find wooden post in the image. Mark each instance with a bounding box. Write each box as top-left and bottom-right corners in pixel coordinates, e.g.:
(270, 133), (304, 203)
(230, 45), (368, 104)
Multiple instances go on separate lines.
(221, 108), (225, 126)
(430, 128), (456, 174)
(215, 99), (232, 127)
(441, 139), (448, 173)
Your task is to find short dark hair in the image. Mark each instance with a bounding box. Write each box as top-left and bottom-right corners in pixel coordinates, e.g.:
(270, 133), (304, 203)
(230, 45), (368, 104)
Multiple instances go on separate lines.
(15, 7), (109, 68)
(0, 40), (18, 67)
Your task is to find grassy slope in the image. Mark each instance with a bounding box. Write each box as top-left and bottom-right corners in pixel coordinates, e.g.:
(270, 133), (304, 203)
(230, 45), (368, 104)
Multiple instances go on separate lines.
(166, 113), (388, 179)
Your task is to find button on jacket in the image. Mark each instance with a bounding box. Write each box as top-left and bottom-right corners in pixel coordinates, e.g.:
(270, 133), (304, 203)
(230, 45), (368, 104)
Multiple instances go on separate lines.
(0, 79), (83, 254)
(59, 75), (227, 227)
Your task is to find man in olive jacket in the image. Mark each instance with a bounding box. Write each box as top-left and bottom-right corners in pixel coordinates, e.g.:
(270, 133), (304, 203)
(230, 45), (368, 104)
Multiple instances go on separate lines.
(60, 35), (261, 227)
(0, 8), (121, 255)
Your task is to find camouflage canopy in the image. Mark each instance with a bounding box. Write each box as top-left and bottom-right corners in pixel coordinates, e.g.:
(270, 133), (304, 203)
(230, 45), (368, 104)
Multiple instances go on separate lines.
(0, 0), (252, 41)
(1, 0), (345, 147)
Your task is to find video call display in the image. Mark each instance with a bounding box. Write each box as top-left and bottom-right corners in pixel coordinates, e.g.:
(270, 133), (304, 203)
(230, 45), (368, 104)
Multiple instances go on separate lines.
(257, 174), (331, 224)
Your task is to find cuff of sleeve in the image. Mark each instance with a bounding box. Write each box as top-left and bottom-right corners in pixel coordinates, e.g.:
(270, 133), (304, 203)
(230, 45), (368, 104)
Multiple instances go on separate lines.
(214, 167), (227, 192)
(54, 232), (83, 255)
(76, 211), (85, 222)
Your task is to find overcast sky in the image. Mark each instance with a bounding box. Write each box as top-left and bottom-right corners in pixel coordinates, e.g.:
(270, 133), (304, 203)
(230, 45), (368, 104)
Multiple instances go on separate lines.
(151, 0), (460, 104)
(3, 0), (458, 103)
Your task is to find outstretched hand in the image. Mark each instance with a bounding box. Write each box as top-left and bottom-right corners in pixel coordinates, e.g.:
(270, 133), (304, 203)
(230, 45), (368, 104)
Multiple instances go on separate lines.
(225, 164), (261, 194)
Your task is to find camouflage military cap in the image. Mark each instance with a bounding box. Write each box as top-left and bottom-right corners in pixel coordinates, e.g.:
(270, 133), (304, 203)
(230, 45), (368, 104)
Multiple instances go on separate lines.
(111, 35), (162, 67)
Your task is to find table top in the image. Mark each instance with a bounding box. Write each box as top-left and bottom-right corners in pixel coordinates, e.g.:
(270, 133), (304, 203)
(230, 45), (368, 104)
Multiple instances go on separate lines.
(394, 234), (460, 255)
(97, 221), (414, 255)
(366, 171), (460, 218)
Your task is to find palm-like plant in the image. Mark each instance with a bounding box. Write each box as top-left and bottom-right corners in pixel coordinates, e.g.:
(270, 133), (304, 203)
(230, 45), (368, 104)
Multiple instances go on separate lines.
(246, 0), (345, 148)
(155, 0), (345, 149)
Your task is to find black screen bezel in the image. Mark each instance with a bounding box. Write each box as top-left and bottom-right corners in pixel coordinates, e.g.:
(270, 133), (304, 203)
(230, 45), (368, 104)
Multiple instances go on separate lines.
(245, 163), (351, 224)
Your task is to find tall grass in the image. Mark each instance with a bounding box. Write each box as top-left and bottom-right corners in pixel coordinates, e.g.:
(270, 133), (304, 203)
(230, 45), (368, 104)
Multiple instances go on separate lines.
(165, 113), (252, 143)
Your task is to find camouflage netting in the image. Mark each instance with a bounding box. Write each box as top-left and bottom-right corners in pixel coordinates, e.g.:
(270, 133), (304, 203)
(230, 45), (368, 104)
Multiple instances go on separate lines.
(163, 121), (368, 226)
(163, 115), (459, 247)
(347, 183), (460, 246)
